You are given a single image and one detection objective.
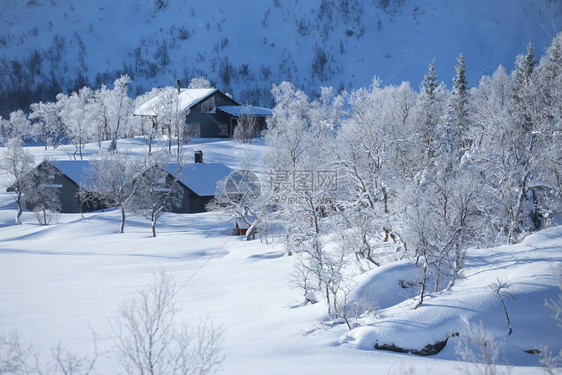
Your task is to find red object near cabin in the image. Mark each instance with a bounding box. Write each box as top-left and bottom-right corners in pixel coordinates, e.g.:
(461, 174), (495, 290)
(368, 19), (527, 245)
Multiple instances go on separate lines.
(234, 221), (248, 236)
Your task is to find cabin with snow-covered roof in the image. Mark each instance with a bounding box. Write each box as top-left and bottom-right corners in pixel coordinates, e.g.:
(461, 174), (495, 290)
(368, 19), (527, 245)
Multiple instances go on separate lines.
(134, 84), (273, 138)
(162, 156), (233, 214)
(26, 160), (105, 213)
(19, 155), (232, 215)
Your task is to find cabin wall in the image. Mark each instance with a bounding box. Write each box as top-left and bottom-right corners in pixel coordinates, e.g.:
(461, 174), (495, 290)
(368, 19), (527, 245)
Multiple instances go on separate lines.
(24, 171), (78, 213)
(184, 92), (239, 138)
(168, 182), (213, 214)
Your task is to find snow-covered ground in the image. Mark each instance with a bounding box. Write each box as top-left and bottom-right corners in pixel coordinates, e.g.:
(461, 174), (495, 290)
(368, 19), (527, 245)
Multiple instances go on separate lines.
(1, 138), (561, 374)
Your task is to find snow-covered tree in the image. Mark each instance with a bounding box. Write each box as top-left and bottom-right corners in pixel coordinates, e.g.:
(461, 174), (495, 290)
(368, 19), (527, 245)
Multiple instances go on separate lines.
(466, 40), (557, 243)
(513, 41), (537, 91)
(0, 110), (32, 144)
(1, 138), (35, 224)
(133, 153), (183, 237)
(207, 158), (265, 241)
(106, 75), (133, 150)
(160, 87), (189, 160)
(233, 109), (259, 144)
(336, 79), (415, 263)
(89, 84), (111, 149)
(115, 272), (223, 375)
(86, 151), (146, 234)
(133, 88), (163, 154)
(24, 161), (61, 225)
(187, 76), (212, 89)
(416, 59), (447, 162)
(448, 53), (471, 150)
(29, 101), (65, 150)
(512, 41), (538, 135)
(536, 33), (562, 218)
(58, 87), (95, 160)
(89, 75), (133, 151)
(263, 81), (337, 253)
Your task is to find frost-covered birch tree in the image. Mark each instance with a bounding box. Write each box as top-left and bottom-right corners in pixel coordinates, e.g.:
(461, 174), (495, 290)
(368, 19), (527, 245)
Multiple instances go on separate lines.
(0, 138), (35, 224)
(133, 153), (182, 237)
(29, 100), (65, 150)
(86, 151), (146, 234)
(0, 110), (32, 144)
(336, 79), (415, 266)
(106, 75), (133, 151)
(58, 87), (95, 160)
(133, 88), (163, 154)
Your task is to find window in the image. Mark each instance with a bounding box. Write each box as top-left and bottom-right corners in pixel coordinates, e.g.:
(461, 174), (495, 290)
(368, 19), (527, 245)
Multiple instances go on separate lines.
(187, 123), (200, 137)
(217, 123), (228, 136)
(200, 96), (215, 113)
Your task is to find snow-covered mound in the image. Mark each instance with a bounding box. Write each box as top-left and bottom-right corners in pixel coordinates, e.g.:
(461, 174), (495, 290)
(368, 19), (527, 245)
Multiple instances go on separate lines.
(347, 227), (562, 366)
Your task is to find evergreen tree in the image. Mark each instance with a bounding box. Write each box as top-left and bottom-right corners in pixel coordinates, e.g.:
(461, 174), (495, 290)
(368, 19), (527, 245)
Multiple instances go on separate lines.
(417, 58), (442, 160)
(512, 42), (538, 134)
(451, 53), (470, 149)
(421, 58), (439, 97)
(513, 41), (537, 88)
(434, 103), (461, 172)
(544, 32), (562, 78)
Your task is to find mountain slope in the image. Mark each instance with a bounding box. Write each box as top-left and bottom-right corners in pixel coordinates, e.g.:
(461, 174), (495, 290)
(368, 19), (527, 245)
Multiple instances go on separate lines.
(1, 0), (561, 115)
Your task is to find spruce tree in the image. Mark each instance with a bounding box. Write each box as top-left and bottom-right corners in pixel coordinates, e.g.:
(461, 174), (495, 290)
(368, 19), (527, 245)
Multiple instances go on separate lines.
(451, 53), (470, 150)
(513, 41), (537, 88)
(545, 33), (562, 78)
(418, 58), (441, 160)
(512, 41), (538, 133)
(421, 58), (439, 97)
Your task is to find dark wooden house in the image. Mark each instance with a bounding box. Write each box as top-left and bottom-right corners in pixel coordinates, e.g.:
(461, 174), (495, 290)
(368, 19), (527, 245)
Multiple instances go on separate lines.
(25, 160), (104, 213)
(15, 155), (231, 215)
(135, 87), (273, 138)
(163, 160), (233, 214)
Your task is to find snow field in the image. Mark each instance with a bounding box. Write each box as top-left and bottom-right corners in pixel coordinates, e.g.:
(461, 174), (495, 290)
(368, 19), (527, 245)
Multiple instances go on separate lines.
(0, 138), (560, 374)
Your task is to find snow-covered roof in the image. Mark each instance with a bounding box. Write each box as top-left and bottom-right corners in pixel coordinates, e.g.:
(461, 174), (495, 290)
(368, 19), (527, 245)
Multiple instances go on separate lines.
(165, 162), (232, 197)
(217, 105), (274, 117)
(49, 160), (94, 187)
(135, 88), (217, 117)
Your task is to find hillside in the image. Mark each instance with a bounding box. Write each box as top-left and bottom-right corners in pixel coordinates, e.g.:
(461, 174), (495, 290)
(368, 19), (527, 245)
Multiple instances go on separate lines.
(1, 0), (561, 116)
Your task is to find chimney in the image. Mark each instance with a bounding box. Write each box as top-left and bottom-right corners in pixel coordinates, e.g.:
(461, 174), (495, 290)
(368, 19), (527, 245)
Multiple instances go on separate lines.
(194, 150), (203, 164)
(176, 79), (181, 94)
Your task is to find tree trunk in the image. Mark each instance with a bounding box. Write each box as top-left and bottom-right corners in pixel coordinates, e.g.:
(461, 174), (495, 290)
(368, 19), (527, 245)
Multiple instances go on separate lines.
(152, 219), (157, 237)
(414, 261), (428, 309)
(15, 192), (23, 225)
(120, 207), (126, 234)
(167, 128), (172, 154)
(245, 220), (257, 241)
(434, 256), (441, 293)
